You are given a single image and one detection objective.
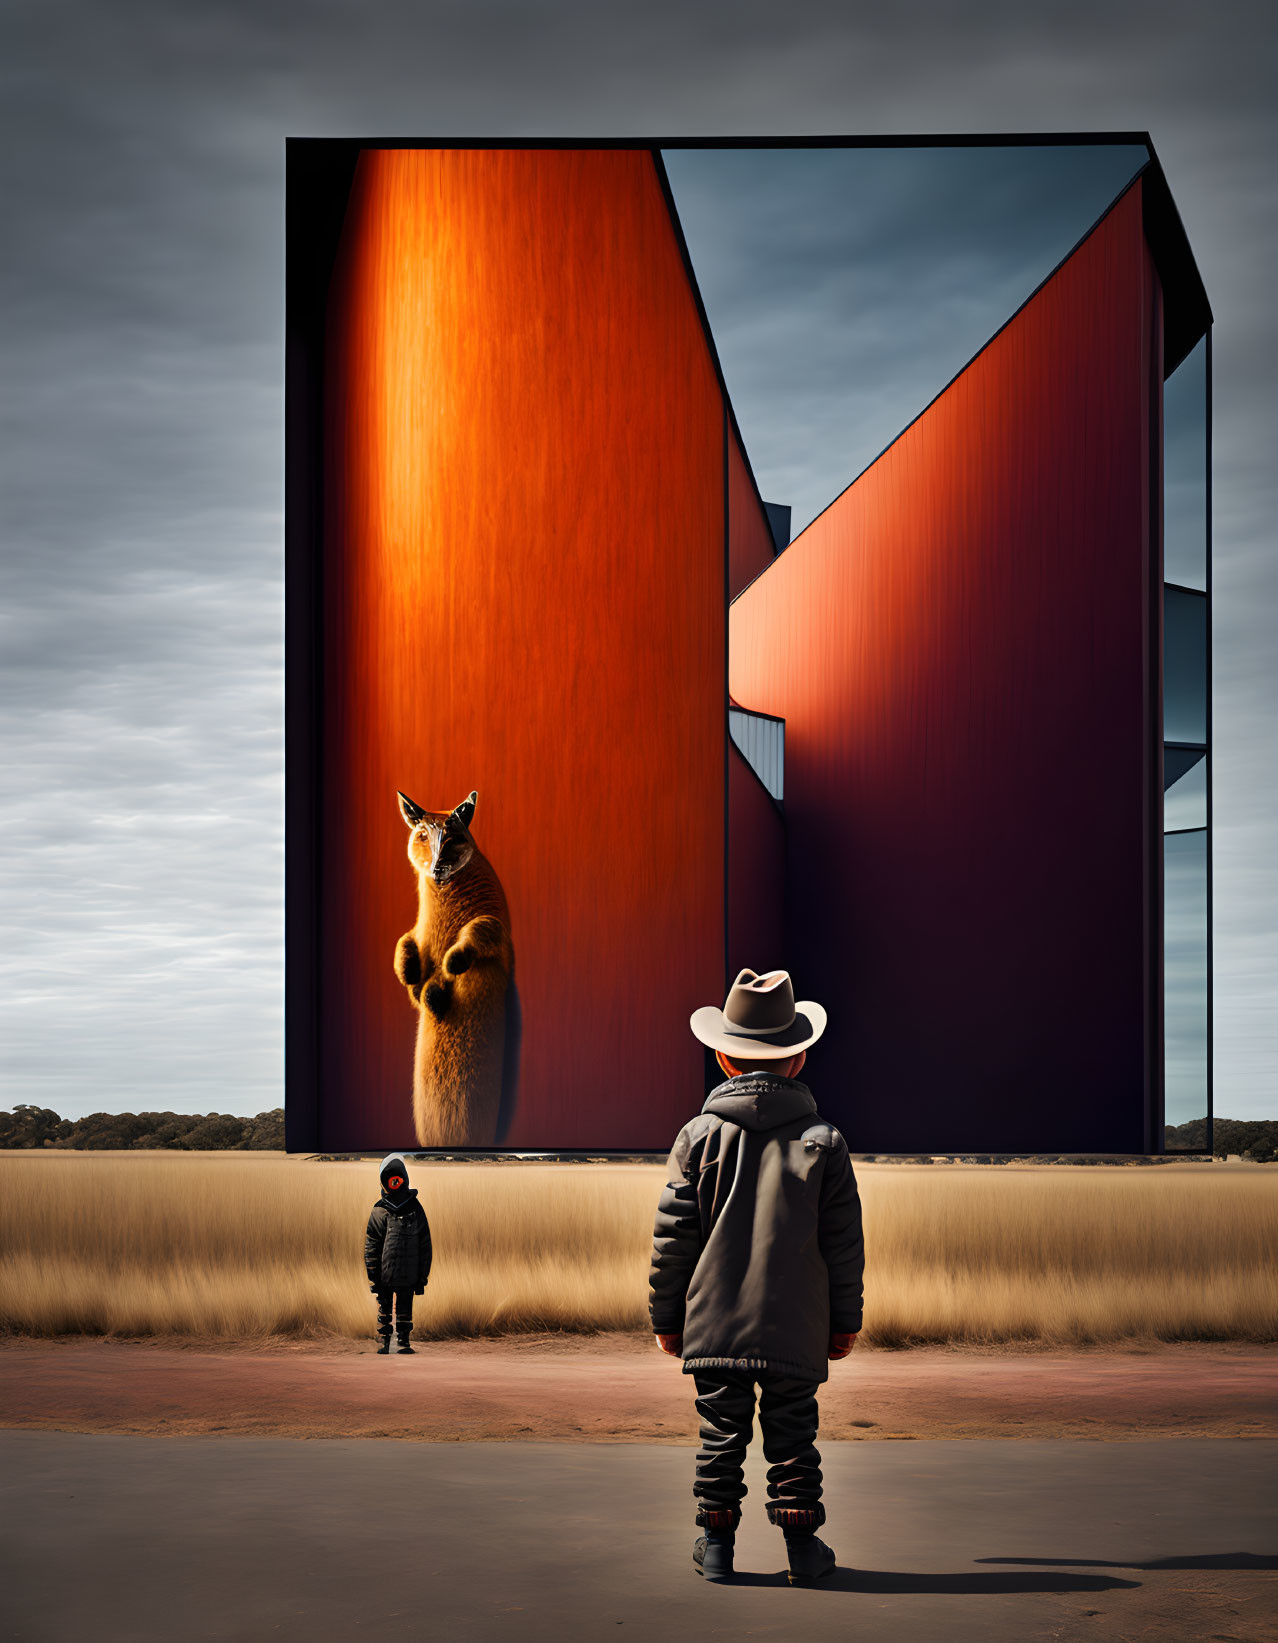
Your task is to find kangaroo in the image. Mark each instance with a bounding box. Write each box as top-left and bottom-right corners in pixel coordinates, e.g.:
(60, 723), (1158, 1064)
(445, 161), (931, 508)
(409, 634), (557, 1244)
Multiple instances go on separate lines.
(394, 790), (516, 1148)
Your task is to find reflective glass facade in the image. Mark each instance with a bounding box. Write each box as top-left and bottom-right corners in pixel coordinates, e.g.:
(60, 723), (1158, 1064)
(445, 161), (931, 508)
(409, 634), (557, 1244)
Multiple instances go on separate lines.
(1164, 585), (1208, 745)
(1163, 337), (1208, 590)
(1164, 753), (1207, 833)
(1164, 828), (1209, 1130)
(1163, 334), (1211, 1150)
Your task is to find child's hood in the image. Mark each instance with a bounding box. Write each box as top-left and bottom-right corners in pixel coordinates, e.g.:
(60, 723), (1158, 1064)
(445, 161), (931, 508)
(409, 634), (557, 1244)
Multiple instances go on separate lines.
(380, 1152), (410, 1187)
(378, 1152), (419, 1207)
(702, 1074), (818, 1133)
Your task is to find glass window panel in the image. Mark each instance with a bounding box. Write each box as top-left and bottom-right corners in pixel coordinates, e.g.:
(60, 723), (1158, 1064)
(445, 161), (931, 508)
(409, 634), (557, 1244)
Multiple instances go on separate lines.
(1164, 336), (1207, 591)
(1163, 746), (1204, 789)
(1164, 751), (1207, 832)
(1164, 828), (1208, 1143)
(1164, 586), (1207, 746)
(729, 708), (784, 802)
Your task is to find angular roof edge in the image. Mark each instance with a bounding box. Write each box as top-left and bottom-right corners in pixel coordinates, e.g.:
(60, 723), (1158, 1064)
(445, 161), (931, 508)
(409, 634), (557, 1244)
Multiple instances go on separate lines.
(1140, 146), (1213, 374)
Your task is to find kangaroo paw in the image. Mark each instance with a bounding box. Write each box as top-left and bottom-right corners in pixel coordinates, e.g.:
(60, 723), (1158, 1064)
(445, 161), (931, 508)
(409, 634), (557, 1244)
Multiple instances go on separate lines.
(424, 981), (452, 1019)
(395, 934), (427, 989)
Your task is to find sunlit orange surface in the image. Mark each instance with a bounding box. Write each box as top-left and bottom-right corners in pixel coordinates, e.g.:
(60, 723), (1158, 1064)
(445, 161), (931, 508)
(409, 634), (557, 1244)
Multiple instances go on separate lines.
(320, 150), (726, 1149)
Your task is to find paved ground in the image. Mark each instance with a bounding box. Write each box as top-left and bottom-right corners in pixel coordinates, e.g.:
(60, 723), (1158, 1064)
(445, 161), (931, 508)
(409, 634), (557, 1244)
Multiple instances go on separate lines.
(2, 1336), (1274, 1440)
(1, 1433), (1274, 1642)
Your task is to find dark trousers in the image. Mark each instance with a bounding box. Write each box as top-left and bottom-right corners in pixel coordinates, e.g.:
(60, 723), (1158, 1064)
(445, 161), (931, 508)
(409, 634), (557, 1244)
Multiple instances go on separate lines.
(375, 1289), (414, 1337)
(691, 1369), (824, 1527)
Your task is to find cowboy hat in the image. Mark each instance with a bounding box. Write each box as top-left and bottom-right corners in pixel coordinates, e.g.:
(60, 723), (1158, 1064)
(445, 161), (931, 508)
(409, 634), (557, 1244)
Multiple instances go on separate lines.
(690, 969), (827, 1058)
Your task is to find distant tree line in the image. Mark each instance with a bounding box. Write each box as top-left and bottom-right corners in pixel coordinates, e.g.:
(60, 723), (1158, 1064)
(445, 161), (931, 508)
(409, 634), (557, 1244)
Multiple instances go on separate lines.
(0, 1105), (285, 1150)
(1165, 1118), (1278, 1162)
(1, 1105), (1271, 1158)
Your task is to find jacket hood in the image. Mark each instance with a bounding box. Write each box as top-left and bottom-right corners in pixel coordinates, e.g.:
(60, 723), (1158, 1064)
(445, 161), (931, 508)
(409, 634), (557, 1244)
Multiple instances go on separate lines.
(379, 1152), (414, 1206)
(702, 1074), (817, 1133)
(380, 1152), (410, 1187)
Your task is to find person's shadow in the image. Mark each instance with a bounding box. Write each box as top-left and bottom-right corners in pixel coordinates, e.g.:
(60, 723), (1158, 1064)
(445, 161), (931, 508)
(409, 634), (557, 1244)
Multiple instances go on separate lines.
(724, 1566), (1140, 1593)
(723, 1548), (1277, 1590)
(976, 1553), (1277, 1572)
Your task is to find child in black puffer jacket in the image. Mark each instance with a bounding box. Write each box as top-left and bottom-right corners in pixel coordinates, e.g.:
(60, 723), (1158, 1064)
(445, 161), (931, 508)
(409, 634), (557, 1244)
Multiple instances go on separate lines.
(364, 1153), (432, 1354)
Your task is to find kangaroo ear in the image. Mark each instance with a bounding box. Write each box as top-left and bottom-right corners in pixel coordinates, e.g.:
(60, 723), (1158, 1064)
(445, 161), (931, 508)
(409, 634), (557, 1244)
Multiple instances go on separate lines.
(451, 791), (477, 830)
(398, 791), (427, 827)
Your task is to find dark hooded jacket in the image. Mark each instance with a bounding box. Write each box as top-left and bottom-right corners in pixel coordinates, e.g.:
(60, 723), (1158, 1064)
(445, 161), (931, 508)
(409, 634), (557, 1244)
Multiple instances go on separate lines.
(648, 1074), (864, 1383)
(364, 1154), (433, 1292)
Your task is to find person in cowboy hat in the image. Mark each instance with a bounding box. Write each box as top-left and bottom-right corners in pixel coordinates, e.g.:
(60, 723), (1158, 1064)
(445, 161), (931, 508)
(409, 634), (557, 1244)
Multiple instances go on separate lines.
(648, 968), (865, 1586)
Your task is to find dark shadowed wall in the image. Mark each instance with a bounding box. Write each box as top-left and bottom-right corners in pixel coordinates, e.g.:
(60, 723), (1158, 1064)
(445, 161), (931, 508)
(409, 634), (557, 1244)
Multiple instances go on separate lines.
(727, 423), (775, 599)
(727, 745), (786, 984)
(729, 180), (1161, 1153)
(316, 148), (726, 1150)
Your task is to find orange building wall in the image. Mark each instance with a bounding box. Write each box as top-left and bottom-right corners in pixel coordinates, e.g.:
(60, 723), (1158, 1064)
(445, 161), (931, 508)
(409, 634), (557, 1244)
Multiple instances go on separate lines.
(729, 182), (1159, 1153)
(319, 149), (726, 1149)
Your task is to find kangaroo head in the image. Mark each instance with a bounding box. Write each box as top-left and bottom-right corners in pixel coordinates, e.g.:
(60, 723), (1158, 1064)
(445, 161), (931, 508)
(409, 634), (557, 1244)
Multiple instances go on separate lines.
(398, 790), (478, 886)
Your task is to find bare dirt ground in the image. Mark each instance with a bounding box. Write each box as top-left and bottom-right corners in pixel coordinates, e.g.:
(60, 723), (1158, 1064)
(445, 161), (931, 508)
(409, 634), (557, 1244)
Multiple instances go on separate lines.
(1, 1334), (1274, 1442)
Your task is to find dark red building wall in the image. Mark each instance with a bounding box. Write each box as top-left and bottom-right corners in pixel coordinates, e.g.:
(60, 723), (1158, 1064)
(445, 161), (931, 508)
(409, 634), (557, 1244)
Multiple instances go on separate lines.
(729, 181), (1160, 1153)
(319, 149), (726, 1150)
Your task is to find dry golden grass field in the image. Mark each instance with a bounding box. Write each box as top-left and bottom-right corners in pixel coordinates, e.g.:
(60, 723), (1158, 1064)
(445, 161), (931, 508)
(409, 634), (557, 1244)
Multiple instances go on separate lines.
(1, 1153), (1275, 1347)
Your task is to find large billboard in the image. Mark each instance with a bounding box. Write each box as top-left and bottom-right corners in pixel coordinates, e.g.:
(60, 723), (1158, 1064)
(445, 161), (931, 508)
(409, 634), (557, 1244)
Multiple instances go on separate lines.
(286, 139), (1210, 1154)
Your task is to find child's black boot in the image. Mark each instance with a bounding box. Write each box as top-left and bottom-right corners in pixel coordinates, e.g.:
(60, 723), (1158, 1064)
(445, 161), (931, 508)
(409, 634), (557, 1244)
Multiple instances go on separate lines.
(692, 1507), (737, 1581)
(774, 1507), (835, 1585)
(395, 1322), (415, 1355)
(783, 1531), (835, 1584)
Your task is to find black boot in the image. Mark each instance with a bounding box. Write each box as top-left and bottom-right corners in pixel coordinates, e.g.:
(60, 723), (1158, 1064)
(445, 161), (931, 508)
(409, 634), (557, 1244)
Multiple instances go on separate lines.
(395, 1323), (415, 1355)
(693, 1507), (737, 1582)
(376, 1297), (393, 1354)
(783, 1529), (836, 1586)
(692, 1530), (734, 1582)
(376, 1332), (392, 1354)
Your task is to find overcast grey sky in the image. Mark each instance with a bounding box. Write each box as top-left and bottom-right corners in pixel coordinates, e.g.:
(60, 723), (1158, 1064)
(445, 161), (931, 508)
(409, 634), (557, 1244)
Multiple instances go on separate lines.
(1, 1), (1274, 1123)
